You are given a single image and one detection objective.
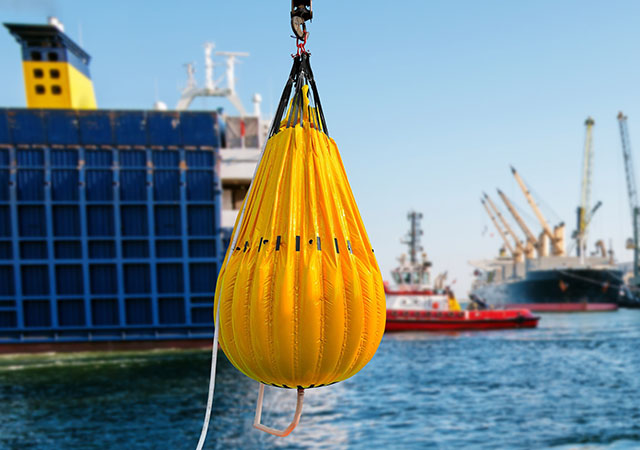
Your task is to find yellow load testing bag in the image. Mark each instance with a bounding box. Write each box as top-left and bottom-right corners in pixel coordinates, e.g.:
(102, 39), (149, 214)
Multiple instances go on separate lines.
(214, 53), (386, 435)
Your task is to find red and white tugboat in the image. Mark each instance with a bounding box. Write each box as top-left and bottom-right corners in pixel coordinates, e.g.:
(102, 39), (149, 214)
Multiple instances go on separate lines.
(385, 212), (540, 332)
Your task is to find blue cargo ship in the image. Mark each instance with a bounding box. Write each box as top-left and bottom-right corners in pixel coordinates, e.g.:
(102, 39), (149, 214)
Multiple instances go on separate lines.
(0, 20), (260, 352)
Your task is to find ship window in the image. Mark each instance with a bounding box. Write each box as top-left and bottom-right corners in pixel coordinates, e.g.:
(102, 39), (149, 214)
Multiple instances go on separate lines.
(31, 51), (42, 61)
(50, 69), (60, 79)
(51, 85), (62, 95)
(48, 51), (59, 61)
(35, 85), (45, 95)
(33, 68), (44, 78)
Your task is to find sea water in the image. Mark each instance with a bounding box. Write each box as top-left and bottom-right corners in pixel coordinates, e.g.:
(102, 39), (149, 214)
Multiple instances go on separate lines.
(1, 310), (639, 449)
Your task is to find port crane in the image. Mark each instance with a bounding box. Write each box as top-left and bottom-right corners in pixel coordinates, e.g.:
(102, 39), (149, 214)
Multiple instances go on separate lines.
(497, 189), (539, 258)
(483, 193), (525, 261)
(482, 198), (517, 259)
(574, 117), (602, 259)
(511, 166), (566, 256)
(617, 111), (640, 287)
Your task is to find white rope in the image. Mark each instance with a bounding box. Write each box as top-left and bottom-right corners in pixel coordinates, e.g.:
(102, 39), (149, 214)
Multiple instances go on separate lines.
(194, 121), (273, 450)
(195, 309), (221, 450)
(253, 384), (305, 437)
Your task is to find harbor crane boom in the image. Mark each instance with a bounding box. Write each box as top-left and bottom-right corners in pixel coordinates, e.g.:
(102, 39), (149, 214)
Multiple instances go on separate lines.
(497, 189), (538, 258)
(617, 111), (640, 286)
(484, 193), (525, 255)
(511, 166), (566, 256)
(481, 199), (516, 257)
(575, 117), (598, 257)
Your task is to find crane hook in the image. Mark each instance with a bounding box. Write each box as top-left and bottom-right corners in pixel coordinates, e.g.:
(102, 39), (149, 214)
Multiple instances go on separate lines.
(291, 0), (312, 40)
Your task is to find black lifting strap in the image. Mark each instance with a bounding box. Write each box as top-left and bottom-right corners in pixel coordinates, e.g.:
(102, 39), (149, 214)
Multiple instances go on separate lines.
(268, 53), (329, 138)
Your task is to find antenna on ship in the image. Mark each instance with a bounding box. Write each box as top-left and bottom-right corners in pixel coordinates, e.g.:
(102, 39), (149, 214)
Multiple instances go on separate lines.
(402, 211), (424, 265)
(176, 45), (259, 116)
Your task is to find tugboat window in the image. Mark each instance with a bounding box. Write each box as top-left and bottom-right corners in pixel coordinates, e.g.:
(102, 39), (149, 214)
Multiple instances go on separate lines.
(48, 52), (59, 61)
(50, 69), (60, 79)
(33, 69), (44, 78)
(51, 85), (62, 95)
(31, 51), (42, 61)
(35, 85), (45, 94)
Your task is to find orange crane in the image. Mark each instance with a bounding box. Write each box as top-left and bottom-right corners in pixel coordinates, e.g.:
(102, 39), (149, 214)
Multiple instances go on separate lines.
(497, 189), (539, 258)
(481, 198), (518, 260)
(511, 166), (566, 256)
(484, 193), (525, 261)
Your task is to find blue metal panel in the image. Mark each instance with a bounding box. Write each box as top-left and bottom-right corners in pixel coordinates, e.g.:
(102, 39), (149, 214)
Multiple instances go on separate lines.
(189, 239), (216, 257)
(23, 300), (51, 327)
(22, 265), (49, 295)
(122, 241), (149, 258)
(119, 170), (146, 200)
(155, 205), (181, 236)
(91, 299), (118, 325)
(153, 170), (179, 201)
(0, 110), (10, 144)
(58, 300), (85, 326)
(0, 206), (10, 237)
(186, 151), (214, 167)
(180, 112), (219, 147)
(3, 108), (223, 345)
(90, 265), (117, 294)
(158, 298), (185, 324)
(55, 265), (83, 295)
(120, 205), (148, 236)
(191, 307), (213, 324)
(87, 205), (114, 236)
(54, 241), (81, 259)
(0, 266), (14, 295)
(123, 264), (150, 294)
(157, 263), (183, 293)
(46, 110), (80, 145)
(187, 171), (214, 200)
(51, 170), (79, 200)
(89, 241), (115, 259)
(189, 263), (217, 293)
(119, 150), (145, 166)
(0, 169), (10, 202)
(20, 241), (47, 259)
(0, 148), (9, 166)
(125, 298), (152, 325)
(8, 110), (45, 144)
(152, 150), (179, 166)
(86, 170), (113, 201)
(78, 111), (113, 146)
(51, 149), (79, 166)
(188, 205), (215, 235)
(0, 242), (12, 259)
(17, 169), (44, 200)
(85, 149), (112, 167)
(0, 311), (17, 327)
(156, 240), (182, 258)
(52, 205), (80, 236)
(18, 205), (45, 236)
(147, 111), (181, 146)
(114, 111), (147, 146)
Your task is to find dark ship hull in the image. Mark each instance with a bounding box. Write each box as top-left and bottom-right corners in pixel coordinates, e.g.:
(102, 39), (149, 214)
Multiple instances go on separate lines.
(472, 268), (628, 312)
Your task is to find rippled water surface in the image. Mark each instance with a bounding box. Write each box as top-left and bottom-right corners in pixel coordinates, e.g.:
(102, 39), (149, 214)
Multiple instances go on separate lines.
(1, 310), (639, 449)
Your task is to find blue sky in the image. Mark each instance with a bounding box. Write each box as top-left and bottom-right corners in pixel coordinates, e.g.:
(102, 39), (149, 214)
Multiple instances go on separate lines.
(1, 0), (639, 294)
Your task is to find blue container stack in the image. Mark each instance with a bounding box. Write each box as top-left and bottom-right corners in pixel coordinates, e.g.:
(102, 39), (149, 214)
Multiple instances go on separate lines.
(0, 108), (223, 344)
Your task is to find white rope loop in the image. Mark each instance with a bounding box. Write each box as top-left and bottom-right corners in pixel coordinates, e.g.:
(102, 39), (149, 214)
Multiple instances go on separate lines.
(253, 384), (305, 437)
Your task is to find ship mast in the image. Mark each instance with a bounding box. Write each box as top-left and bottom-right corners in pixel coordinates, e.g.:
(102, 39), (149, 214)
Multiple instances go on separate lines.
(402, 211), (424, 265)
